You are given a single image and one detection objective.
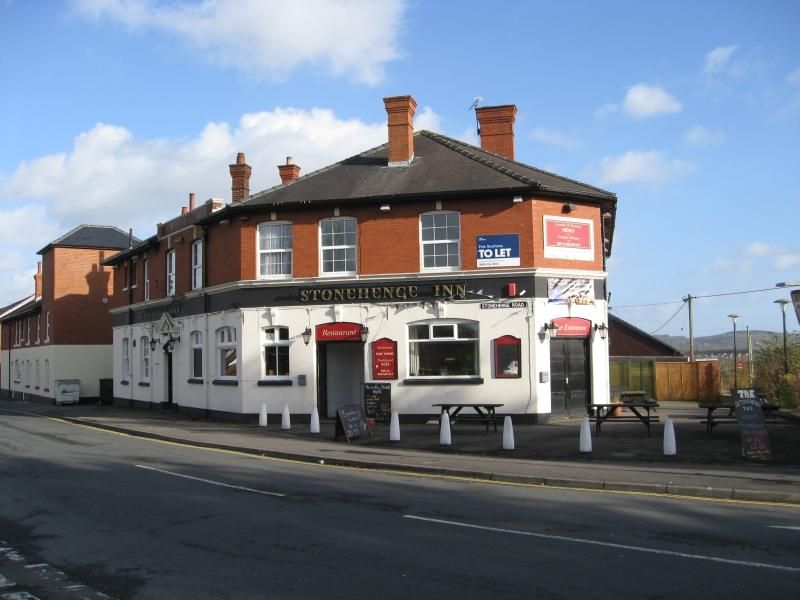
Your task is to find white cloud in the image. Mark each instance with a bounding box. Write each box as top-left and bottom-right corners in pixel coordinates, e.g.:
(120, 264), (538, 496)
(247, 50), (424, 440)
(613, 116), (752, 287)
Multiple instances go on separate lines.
(0, 206), (60, 249)
(530, 127), (581, 150)
(775, 254), (800, 269)
(0, 107), (389, 236)
(788, 68), (800, 86)
(594, 103), (618, 119)
(704, 45), (738, 73)
(684, 126), (726, 146)
(595, 151), (694, 185)
(73, 0), (406, 84)
(623, 84), (682, 118)
(414, 106), (442, 132)
(746, 241), (774, 257)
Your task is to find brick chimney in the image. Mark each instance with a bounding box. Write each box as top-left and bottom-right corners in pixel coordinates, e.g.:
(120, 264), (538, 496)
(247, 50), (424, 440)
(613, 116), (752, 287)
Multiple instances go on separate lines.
(278, 157), (301, 184)
(34, 261), (42, 299)
(383, 95), (417, 166)
(476, 104), (517, 160)
(189, 192), (196, 211)
(229, 152), (252, 203)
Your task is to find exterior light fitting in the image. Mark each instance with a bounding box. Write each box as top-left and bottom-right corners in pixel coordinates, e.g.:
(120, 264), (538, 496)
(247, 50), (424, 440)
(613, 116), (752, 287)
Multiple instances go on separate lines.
(360, 325), (369, 343)
(594, 322), (608, 340)
(562, 203), (576, 213)
(301, 327), (312, 346)
(379, 204), (391, 212)
(149, 338), (157, 352)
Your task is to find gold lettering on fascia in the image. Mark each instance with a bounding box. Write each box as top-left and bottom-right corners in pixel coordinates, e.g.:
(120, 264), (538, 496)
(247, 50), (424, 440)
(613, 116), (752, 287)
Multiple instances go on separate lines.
(299, 284), (458, 303)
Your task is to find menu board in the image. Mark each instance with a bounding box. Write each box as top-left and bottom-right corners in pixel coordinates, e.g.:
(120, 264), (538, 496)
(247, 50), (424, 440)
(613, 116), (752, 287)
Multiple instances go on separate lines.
(371, 338), (397, 380)
(733, 389), (771, 461)
(364, 382), (391, 423)
(335, 404), (372, 443)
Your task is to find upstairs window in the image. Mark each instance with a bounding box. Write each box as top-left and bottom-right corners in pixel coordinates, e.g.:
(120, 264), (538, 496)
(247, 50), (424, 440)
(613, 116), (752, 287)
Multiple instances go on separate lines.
(262, 326), (290, 378)
(320, 217), (356, 275)
(144, 259), (150, 301)
(216, 327), (237, 378)
(420, 211), (460, 270)
(166, 250), (176, 296)
(25, 318), (30, 345)
(408, 320), (479, 378)
(45, 312), (51, 342)
(258, 222), (293, 278)
(131, 259), (138, 288)
(36, 315), (41, 343)
(191, 240), (203, 290)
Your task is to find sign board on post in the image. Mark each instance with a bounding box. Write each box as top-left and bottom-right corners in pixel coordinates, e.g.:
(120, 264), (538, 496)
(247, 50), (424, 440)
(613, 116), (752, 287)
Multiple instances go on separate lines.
(476, 234), (520, 267)
(371, 338), (397, 380)
(364, 383), (391, 424)
(733, 388), (771, 461)
(335, 404), (372, 443)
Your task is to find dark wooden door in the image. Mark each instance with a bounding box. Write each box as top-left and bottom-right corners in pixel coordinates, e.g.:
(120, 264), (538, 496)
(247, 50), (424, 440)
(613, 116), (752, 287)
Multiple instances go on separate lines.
(549, 338), (590, 415)
(316, 344), (328, 418)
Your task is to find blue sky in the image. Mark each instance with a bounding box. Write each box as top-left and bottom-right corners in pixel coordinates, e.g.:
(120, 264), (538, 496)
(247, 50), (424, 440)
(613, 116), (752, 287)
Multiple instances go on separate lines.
(1, 0), (798, 337)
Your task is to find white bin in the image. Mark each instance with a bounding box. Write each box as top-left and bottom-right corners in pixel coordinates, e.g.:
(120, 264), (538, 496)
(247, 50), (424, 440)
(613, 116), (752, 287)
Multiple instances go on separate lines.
(54, 379), (81, 406)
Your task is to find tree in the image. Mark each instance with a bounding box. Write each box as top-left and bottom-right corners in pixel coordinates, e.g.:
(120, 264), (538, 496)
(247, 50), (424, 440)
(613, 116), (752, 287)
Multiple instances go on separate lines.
(753, 335), (800, 408)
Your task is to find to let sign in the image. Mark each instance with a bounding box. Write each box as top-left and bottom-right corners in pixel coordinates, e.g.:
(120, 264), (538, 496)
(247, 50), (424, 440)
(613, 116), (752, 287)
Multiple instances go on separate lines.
(372, 338), (397, 379)
(476, 234), (520, 267)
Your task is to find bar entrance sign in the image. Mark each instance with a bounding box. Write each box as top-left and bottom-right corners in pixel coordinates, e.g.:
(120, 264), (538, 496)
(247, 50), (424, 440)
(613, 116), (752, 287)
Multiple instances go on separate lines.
(733, 389), (771, 461)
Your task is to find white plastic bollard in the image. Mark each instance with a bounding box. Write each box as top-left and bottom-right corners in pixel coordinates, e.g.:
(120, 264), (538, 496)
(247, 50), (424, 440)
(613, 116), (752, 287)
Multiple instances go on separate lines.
(439, 412), (452, 446)
(579, 416), (592, 453)
(310, 405), (320, 434)
(502, 416), (515, 450)
(663, 417), (677, 456)
(258, 403), (268, 427)
(389, 411), (400, 442)
(281, 403), (291, 431)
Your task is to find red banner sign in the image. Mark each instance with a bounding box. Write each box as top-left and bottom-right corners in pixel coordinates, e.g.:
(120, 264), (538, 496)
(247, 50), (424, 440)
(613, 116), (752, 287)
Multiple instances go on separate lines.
(551, 317), (592, 337)
(316, 322), (363, 342)
(545, 219), (592, 249)
(372, 338), (398, 380)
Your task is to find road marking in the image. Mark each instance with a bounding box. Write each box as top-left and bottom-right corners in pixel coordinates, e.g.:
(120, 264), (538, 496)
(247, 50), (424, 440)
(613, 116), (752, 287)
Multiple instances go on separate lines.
(769, 526), (800, 531)
(134, 464), (286, 497)
(404, 514), (800, 573)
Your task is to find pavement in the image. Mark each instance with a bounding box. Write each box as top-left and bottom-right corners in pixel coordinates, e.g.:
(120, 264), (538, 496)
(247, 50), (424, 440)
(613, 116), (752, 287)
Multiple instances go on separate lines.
(3, 398), (800, 506)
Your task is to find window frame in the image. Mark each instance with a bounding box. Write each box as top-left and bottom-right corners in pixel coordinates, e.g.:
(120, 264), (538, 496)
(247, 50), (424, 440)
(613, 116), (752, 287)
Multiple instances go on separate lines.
(143, 258), (150, 301)
(166, 250), (176, 296)
(257, 221), (293, 280)
(190, 330), (203, 379)
(122, 337), (130, 380)
(140, 336), (150, 381)
(407, 319), (480, 379)
(36, 314), (41, 343)
(261, 326), (291, 380)
(44, 359), (49, 390)
(216, 326), (238, 379)
(319, 217), (357, 276)
(191, 240), (203, 290)
(131, 258), (138, 289)
(494, 335), (522, 379)
(45, 312), (51, 342)
(420, 210), (461, 272)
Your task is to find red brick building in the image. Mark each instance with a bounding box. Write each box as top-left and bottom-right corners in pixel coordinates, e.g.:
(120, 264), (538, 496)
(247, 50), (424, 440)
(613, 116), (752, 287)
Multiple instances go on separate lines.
(0, 225), (134, 402)
(106, 95), (617, 421)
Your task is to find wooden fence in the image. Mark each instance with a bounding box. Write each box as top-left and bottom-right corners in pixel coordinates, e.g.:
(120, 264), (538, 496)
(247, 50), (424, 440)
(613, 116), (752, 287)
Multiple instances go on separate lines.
(610, 358), (720, 401)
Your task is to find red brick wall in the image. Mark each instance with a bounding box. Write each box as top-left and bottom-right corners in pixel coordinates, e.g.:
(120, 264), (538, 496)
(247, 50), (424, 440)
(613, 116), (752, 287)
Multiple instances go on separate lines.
(531, 199), (604, 271)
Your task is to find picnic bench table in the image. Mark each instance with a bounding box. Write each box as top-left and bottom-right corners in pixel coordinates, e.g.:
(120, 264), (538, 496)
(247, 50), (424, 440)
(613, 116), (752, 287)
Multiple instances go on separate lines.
(590, 400), (660, 436)
(697, 399), (779, 435)
(432, 403), (504, 432)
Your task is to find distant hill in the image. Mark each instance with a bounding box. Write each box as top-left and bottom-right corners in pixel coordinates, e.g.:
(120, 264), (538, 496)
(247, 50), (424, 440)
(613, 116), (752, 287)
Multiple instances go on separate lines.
(655, 330), (799, 354)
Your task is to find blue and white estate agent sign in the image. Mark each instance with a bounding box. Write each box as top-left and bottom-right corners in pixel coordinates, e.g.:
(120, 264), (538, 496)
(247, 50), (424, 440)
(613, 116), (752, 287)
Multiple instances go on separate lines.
(476, 234), (520, 267)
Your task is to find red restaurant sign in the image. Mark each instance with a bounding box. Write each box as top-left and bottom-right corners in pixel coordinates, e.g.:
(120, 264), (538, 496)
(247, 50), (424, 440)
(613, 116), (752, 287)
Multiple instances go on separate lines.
(550, 317), (592, 338)
(372, 337), (398, 380)
(316, 322), (363, 342)
(545, 219), (592, 249)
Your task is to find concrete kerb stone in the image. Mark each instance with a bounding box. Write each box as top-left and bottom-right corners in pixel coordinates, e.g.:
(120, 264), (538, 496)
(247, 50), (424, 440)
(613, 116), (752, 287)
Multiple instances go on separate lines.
(53, 415), (800, 506)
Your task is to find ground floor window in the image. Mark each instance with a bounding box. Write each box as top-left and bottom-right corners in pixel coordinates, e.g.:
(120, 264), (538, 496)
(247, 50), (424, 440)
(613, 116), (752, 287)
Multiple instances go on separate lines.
(216, 326), (237, 378)
(262, 326), (290, 378)
(191, 331), (203, 378)
(408, 320), (479, 377)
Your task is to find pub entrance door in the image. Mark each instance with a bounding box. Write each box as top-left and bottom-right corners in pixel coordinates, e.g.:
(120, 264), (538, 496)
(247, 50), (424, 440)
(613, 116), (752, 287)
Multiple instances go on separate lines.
(549, 338), (590, 416)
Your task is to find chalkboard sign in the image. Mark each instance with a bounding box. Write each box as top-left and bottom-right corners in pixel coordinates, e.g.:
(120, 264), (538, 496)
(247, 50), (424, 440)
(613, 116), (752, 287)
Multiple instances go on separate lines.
(364, 383), (391, 423)
(733, 388), (771, 461)
(335, 404), (372, 443)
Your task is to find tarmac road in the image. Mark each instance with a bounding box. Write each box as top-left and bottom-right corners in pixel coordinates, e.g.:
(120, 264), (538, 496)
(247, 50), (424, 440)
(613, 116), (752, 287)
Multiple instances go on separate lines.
(1, 409), (800, 599)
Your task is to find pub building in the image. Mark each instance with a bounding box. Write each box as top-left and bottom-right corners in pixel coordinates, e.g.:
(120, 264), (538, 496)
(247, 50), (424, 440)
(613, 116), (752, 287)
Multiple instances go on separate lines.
(105, 95), (617, 423)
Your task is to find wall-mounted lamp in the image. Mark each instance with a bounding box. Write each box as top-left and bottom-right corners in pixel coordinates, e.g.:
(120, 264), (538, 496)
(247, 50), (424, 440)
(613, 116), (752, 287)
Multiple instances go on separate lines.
(360, 325), (369, 343)
(166, 333), (180, 352)
(512, 196), (523, 204)
(562, 203), (577, 214)
(379, 204), (391, 212)
(149, 338), (157, 352)
(594, 322), (608, 340)
(301, 327), (312, 346)
(540, 322), (556, 341)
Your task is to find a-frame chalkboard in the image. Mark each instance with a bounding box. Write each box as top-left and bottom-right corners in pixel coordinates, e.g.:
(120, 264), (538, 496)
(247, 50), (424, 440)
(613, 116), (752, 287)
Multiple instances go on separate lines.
(335, 404), (373, 443)
(733, 389), (771, 461)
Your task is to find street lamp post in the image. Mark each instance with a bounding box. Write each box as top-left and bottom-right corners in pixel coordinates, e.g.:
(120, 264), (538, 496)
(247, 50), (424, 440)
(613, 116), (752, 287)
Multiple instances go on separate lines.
(728, 314), (739, 390)
(774, 299), (790, 374)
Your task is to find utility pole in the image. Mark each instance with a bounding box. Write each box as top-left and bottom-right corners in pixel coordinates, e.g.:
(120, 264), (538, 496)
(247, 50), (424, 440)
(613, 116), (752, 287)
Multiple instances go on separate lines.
(684, 294), (695, 362)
